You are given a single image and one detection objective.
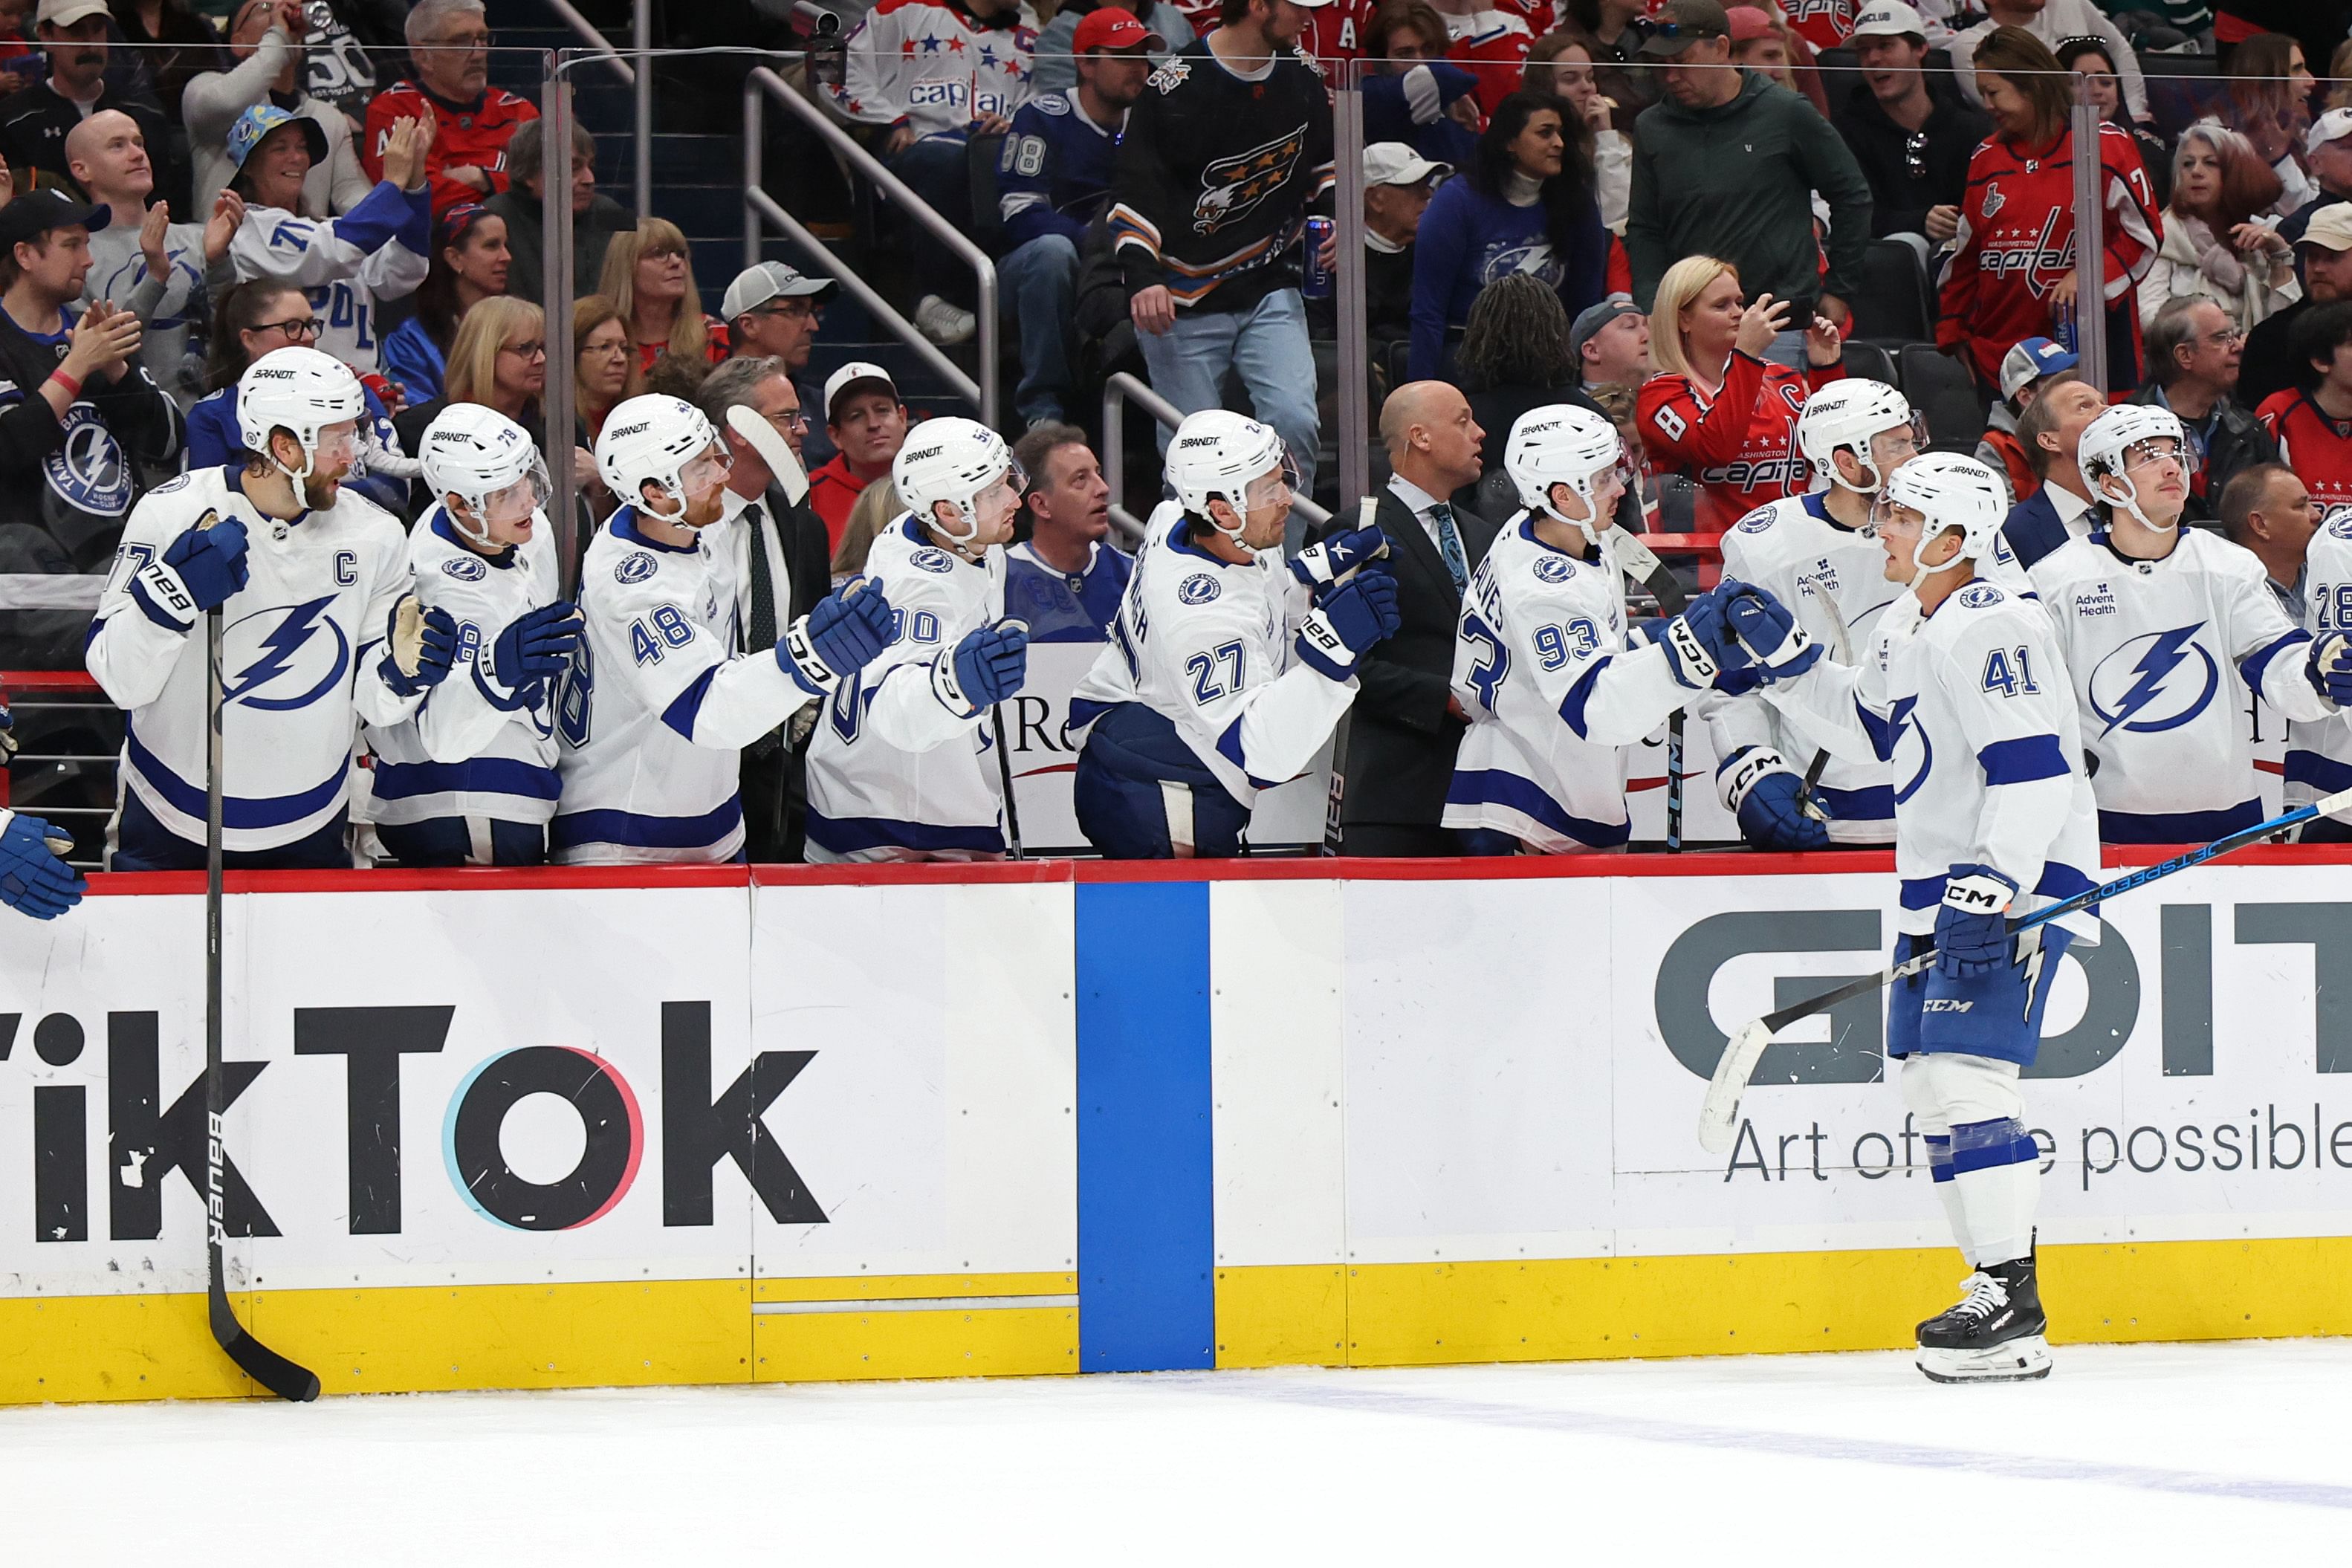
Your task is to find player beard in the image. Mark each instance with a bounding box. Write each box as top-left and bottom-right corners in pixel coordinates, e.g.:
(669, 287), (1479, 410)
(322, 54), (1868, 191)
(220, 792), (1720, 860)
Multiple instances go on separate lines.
(301, 471), (343, 510)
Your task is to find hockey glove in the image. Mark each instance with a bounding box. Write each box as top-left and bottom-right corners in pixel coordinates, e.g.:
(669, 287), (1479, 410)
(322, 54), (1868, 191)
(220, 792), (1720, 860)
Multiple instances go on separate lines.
(492, 601), (583, 696)
(935, 617), (1029, 716)
(380, 596), (461, 697)
(143, 516), (250, 620)
(1933, 864), (2018, 979)
(1289, 523), (1389, 588)
(1295, 564), (1402, 680)
(1720, 745), (1829, 852)
(783, 577), (895, 696)
(1651, 584), (1749, 690)
(0, 809), (83, 921)
(1720, 583), (1822, 684)
(2307, 631), (2352, 707)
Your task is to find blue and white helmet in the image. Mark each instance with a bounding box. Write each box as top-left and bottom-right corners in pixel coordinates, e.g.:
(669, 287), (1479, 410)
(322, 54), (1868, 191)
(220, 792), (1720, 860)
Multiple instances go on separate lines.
(597, 394), (722, 518)
(1506, 404), (1622, 548)
(2079, 403), (2191, 531)
(226, 103), (328, 175)
(892, 415), (1020, 548)
(237, 346), (364, 484)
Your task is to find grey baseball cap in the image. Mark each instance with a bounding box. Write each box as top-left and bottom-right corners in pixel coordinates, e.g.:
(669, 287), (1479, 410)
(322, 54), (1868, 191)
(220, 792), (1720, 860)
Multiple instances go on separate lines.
(721, 261), (834, 322)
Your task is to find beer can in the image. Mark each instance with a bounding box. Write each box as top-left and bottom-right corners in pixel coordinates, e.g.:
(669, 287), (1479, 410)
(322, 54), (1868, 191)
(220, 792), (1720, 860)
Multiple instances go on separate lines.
(1300, 216), (1335, 300)
(2054, 311), (2077, 355)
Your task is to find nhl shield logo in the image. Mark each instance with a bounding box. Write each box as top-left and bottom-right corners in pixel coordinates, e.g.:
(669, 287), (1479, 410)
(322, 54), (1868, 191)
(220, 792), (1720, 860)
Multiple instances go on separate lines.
(1193, 129), (1306, 235)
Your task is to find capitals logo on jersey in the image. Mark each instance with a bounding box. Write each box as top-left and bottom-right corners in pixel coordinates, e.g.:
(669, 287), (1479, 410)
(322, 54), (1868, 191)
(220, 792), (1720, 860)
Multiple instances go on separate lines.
(1781, 0), (1860, 50)
(1977, 204), (2074, 298)
(2087, 622), (2220, 736)
(222, 593), (352, 710)
(1194, 128), (1306, 235)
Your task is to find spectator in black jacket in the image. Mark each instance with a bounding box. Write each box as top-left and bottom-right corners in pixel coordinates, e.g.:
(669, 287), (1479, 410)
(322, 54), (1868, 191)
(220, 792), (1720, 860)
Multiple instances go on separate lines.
(1833, 0), (1989, 242)
(2135, 296), (2278, 524)
(2241, 204), (2352, 410)
(1, 0), (179, 208)
(485, 118), (634, 309)
(0, 190), (183, 595)
(1361, 140), (1443, 345)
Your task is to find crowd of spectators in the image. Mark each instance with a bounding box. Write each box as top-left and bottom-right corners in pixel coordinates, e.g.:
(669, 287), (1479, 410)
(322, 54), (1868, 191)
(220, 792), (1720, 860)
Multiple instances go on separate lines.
(6, 0), (2352, 869)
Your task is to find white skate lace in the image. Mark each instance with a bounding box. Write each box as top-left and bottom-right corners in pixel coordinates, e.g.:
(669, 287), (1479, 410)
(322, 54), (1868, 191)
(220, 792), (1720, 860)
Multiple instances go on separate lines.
(1947, 1271), (2009, 1323)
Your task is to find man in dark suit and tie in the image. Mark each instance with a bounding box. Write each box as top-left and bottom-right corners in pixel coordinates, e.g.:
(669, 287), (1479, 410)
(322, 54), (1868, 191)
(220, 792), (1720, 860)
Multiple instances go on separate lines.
(1335, 380), (1497, 855)
(697, 357), (838, 861)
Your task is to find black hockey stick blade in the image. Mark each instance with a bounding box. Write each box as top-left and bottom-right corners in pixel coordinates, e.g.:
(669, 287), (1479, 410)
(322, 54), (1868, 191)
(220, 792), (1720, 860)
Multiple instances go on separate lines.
(210, 1286), (320, 1401)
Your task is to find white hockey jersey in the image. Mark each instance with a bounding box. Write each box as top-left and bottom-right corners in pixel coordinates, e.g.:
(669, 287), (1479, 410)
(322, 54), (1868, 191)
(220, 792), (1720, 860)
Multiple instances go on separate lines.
(85, 464), (415, 853)
(2286, 509), (2352, 806)
(553, 506), (815, 864)
(805, 514), (1010, 859)
(1071, 504), (1353, 809)
(366, 508), (563, 831)
(227, 180), (430, 372)
(1442, 517), (1698, 852)
(2028, 526), (2327, 841)
(1766, 576), (2103, 942)
(828, 0), (1036, 142)
(1705, 491), (1905, 843)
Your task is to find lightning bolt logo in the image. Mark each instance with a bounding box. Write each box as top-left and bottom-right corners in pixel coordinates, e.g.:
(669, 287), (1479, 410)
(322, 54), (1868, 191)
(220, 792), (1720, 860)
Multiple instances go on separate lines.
(2090, 623), (2219, 736)
(223, 594), (351, 711)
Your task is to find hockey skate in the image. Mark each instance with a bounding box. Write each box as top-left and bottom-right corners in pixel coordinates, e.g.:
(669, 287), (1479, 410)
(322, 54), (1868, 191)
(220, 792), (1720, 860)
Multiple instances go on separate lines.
(1916, 1253), (2053, 1384)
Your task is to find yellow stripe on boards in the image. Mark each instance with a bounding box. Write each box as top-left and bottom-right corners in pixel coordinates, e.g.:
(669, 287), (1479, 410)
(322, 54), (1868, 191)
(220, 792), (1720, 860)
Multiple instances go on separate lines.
(1214, 1266), (1346, 1370)
(751, 1272), (1075, 1303)
(753, 1303), (1077, 1383)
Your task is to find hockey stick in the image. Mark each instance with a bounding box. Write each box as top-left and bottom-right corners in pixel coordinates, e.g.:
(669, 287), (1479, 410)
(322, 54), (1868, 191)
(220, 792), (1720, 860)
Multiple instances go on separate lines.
(1695, 784), (2352, 1154)
(1322, 496), (1384, 856)
(203, 519), (321, 1402)
(1610, 531), (1689, 852)
(991, 618), (1029, 861)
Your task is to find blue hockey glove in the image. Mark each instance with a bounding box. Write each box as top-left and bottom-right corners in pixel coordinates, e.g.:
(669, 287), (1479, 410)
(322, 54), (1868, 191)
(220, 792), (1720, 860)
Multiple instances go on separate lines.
(1933, 864), (2018, 979)
(379, 597), (461, 697)
(491, 600), (582, 699)
(152, 516), (250, 616)
(1295, 564), (1401, 679)
(1289, 523), (1389, 588)
(2307, 630), (2352, 707)
(0, 810), (83, 920)
(936, 617), (1029, 715)
(1651, 582), (1749, 690)
(0, 703), (17, 762)
(1720, 583), (1823, 684)
(1719, 745), (1829, 852)
(784, 576), (895, 696)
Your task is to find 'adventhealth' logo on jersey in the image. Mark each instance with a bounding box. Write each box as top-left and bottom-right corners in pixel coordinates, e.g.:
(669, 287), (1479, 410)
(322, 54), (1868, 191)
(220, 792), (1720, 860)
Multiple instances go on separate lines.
(2089, 623), (2217, 736)
(223, 594), (350, 710)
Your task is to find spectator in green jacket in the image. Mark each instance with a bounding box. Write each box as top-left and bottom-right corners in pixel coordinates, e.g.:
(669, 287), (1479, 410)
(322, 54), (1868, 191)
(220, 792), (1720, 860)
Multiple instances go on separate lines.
(1622, 0), (1872, 370)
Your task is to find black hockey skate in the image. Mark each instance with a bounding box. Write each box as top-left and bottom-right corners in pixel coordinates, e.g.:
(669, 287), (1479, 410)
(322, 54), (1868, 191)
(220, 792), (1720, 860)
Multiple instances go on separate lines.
(1915, 1252), (2053, 1384)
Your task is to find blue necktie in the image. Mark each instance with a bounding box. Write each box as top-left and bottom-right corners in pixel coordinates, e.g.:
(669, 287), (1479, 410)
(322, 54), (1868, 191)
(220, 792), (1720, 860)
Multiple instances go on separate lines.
(1430, 501), (1467, 594)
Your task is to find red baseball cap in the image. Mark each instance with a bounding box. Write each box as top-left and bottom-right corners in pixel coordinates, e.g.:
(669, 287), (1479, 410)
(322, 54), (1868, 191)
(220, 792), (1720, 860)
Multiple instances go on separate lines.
(1073, 7), (1164, 52)
(1724, 6), (1777, 42)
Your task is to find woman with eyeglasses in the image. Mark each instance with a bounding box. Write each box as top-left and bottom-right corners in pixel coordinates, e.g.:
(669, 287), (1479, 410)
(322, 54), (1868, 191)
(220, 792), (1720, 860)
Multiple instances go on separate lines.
(396, 297), (600, 516)
(2141, 123), (2299, 334)
(2053, 37), (2171, 211)
(380, 203), (511, 408)
(186, 279), (417, 513)
(597, 218), (728, 375)
(571, 294), (641, 448)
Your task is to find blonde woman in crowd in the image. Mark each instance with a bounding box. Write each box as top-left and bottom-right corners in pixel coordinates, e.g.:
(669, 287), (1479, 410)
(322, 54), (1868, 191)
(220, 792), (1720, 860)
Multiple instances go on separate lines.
(597, 218), (729, 372)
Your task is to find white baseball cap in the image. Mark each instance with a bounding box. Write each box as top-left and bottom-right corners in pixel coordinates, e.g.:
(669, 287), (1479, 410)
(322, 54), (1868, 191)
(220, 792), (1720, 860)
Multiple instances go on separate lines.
(823, 360), (898, 422)
(1364, 143), (1448, 188)
(36, 0), (110, 25)
(1847, 0), (1928, 40)
(2310, 108), (2352, 155)
(2303, 203), (2352, 253)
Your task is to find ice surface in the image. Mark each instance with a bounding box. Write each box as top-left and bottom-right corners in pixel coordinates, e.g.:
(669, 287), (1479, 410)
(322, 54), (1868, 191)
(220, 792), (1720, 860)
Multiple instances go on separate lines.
(8, 1341), (2351, 1562)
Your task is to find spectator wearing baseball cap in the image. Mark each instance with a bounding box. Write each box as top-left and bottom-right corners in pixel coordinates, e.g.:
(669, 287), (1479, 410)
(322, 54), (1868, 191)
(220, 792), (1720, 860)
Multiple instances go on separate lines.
(0, 189), (184, 595)
(1030, 0), (1193, 97)
(483, 118), (636, 308)
(1977, 334), (2076, 499)
(1569, 297), (1650, 389)
(1831, 1), (1991, 242)
(1723, 7), (1820, 114)
(2241, 204), (2352, 411)
(0, 0), (178, 210)
(806, 362), (908, 549)
(722, 261), (836, 464)
(995, 5), (1158, 428)
(1624, 0), (1874, 366)
(1358, 142), (1445, 347)
(2280, 109), (2352, 249)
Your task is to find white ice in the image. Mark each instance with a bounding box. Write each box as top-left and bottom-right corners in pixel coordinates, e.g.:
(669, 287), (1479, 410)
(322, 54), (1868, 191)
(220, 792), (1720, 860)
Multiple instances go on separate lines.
(8, 1341), (2350, 1563)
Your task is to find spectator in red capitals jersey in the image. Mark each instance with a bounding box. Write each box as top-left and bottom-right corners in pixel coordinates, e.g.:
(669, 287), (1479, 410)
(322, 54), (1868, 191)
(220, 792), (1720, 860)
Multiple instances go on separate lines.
(1424, 0), (1532, 117)
(1637, 253), (1846, 530)
(2260, 302), (2352, 510)
(362, 0), (537, 221)
(1777, 0), (1863, 51)
(1936, 27), (2160, 394)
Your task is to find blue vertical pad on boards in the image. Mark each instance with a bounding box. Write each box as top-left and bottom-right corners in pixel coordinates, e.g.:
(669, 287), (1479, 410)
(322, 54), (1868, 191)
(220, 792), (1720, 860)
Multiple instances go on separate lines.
(1075, 879), (1216, 1372)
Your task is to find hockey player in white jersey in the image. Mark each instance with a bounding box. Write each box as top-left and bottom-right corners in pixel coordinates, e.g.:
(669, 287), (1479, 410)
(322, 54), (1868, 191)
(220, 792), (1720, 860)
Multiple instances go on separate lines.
(87, 347), (452, 870)
(2029, 404), (2352, 843)
(2288, 503), (2352, 837)
(556, 394), (898, 864)
(366, 405), (582, 866)
(1705, 380), (1931, 851)
(1749, 453), (2102, 1381)
(804, 418), (1034, 862)
(1069, 410), (1397, 858)
(1442, 405), (1769, 854)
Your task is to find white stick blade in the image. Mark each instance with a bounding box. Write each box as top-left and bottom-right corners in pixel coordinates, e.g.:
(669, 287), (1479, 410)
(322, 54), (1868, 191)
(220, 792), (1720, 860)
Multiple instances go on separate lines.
(1697, 1020), (1773, 1155)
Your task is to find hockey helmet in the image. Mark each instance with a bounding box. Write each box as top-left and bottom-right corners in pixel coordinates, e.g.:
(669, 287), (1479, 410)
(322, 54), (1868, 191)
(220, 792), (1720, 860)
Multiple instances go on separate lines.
(1505, 404), (1624, 548)
(596, 394), (728, 519)
(2078, 404), (2192, 531)
(422, 404), (551, 546)
(236, 346), (364, 485)
(892, 415), (1023, 551)
(1795, 379), (1923, 495)
(1872, 451), (2011, 586)
(1165, 409), (1294, 551)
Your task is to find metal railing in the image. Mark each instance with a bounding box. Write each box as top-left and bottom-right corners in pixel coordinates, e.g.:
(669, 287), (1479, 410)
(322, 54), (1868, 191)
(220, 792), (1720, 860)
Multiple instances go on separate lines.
(1101, 372), (1332, 545)
(742, 66), (1000, 427)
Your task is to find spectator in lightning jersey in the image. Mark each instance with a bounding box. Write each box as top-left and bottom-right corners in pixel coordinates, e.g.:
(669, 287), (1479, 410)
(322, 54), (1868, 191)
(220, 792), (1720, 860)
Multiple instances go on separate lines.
(1636, 253), (1845, 532)
(2259, 302), (2352, 510)
(362, 0), (537, 220)
(1937, 27), (2161, 393)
